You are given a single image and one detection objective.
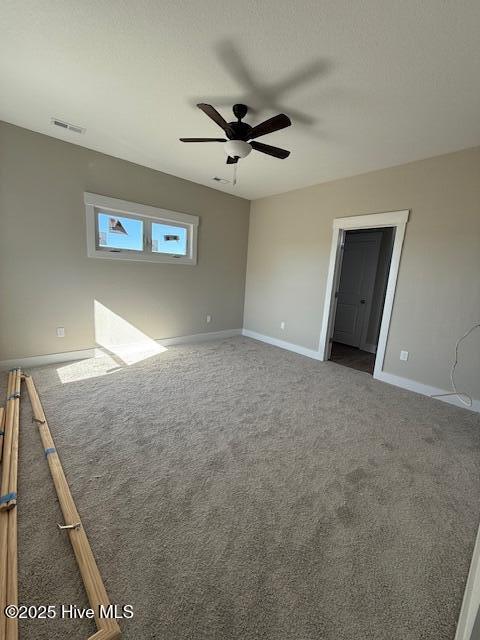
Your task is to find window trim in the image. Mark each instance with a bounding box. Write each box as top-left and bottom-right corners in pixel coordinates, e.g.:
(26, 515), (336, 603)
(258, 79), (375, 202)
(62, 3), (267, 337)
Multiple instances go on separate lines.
(84, 192), (198, 265)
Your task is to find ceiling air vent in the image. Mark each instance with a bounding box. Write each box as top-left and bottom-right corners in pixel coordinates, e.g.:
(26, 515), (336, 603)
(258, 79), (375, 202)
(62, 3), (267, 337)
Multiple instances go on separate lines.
(51, 118), (86, 134)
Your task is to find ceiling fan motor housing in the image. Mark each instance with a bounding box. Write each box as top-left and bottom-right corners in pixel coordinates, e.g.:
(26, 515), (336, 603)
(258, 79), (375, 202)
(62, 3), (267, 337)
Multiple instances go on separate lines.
(226, 120), (252, 140)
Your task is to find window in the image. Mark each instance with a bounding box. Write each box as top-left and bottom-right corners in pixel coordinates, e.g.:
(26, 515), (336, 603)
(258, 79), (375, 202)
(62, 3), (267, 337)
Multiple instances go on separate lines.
(98, 213), (144, 251)
(84, 193), (198, 264)
(152, 222), (187, 256)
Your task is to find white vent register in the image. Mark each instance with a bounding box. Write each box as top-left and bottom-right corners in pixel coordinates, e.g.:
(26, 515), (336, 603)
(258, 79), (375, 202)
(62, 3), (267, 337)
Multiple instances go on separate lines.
(51, 118), (86, 134)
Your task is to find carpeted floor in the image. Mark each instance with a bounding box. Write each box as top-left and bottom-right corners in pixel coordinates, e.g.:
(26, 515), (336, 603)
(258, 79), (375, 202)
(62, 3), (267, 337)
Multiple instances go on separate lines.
(3, 336), (480, 639)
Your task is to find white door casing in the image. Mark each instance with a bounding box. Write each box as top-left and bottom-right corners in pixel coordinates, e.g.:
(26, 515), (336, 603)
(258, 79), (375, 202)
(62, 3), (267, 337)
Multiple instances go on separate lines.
(318, 209), (409, 379)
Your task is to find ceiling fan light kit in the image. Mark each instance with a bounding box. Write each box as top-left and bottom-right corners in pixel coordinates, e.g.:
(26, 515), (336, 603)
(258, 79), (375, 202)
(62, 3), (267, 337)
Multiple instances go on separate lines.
(224, 139), (252, 158)
(180, 103), (291, 174)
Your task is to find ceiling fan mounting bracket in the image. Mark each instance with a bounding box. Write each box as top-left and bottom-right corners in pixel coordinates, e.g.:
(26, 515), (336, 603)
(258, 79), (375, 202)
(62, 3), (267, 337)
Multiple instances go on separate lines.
(232, 103), (248, 121)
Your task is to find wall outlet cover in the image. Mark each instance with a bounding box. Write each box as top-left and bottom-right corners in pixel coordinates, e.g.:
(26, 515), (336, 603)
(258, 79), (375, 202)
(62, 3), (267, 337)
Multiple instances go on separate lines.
(56, 327), (65, 338)
(400, 350), (409, 361)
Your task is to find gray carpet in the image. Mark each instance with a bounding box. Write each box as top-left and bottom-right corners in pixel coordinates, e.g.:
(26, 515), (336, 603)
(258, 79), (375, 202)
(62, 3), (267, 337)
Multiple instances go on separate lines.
(3, 336), (479, 639)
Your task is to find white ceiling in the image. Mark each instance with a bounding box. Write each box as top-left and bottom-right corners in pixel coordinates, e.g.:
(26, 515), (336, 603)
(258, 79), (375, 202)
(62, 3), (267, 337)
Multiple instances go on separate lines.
(1, 1), (480, 200)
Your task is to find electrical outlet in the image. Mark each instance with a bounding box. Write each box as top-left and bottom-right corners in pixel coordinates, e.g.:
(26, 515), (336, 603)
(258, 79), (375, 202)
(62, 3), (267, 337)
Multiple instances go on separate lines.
(400, 350), (409, 361)
(56, 327), (65, 338)
(280, 321), (285, 330)
(206, 315), (212, 324)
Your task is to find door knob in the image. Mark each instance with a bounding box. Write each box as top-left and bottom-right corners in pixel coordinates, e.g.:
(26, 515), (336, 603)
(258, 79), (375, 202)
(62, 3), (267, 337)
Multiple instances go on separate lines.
(360, 299), (366, 304)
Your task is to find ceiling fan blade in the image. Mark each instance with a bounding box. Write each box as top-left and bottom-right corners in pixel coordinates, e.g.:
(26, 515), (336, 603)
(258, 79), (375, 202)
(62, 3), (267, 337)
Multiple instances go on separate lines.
(226, 156), (239, 164)
(179, 138), (226, 142)
(248, 113), (291, 140)
(250, 141), (290, 159)
(197, 103), (233, 136)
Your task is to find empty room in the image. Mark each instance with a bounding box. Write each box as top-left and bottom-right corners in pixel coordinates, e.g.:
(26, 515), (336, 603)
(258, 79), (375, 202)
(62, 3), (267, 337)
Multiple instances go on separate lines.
(0, 2), (479, 639)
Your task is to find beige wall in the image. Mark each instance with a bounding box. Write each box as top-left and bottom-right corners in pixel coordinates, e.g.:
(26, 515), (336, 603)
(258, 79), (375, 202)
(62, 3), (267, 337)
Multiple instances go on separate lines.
(0, 122), (250, 360)
(1, 120), (479, 399)
(245, 147), (480, 398)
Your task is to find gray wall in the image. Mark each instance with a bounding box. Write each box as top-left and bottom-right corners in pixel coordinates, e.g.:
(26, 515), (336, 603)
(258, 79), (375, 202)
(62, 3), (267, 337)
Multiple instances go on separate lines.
(245, 147), (480, 398)
(0, 122), (250, 360)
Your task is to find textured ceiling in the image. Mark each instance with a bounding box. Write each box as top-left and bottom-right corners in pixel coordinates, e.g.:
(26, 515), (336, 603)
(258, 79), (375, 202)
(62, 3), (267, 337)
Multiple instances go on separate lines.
(1, 1), (480, 200)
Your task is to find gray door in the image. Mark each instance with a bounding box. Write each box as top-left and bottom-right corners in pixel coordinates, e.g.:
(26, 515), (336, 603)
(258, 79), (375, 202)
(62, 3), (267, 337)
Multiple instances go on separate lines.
(333, 231), (382, 348)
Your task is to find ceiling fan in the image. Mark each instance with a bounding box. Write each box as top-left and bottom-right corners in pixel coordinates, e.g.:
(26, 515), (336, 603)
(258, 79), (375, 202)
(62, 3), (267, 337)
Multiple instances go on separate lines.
(180, 103), (291, 164)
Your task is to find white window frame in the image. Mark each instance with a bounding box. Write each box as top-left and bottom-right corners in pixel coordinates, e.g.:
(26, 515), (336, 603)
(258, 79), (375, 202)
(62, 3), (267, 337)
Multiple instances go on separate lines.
(84, 192), (199, 265)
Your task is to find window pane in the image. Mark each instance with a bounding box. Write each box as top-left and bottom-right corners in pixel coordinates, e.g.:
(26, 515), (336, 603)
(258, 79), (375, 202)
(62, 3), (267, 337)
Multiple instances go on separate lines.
(98, 212), (143, 251)
(152, 223), (187, 256)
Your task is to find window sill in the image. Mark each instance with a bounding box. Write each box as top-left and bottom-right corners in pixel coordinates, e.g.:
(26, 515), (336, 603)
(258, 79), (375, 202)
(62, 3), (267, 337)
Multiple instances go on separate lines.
(87, 248), (196, 265)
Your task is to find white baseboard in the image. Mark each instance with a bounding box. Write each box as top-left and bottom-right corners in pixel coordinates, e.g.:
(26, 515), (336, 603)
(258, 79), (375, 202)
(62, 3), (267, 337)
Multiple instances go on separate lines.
(0, 348), (96, 371)
(242, 329), (322, 360)
(157, 328), (241, 346)
(243, 329), (479, 413)
(375, 370), (480, 413)
(4, 329), (477, 414)
(0, 329), (242, 371)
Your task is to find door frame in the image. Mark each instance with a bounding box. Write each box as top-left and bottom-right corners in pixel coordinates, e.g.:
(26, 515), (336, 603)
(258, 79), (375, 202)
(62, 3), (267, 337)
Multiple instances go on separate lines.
(455, 524), (480, 640)
(318, 209), (409, 378)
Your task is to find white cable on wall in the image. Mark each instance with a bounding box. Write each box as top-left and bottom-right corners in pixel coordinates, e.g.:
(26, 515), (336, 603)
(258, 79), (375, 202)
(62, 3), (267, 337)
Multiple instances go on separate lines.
(431, 322), (480, 407)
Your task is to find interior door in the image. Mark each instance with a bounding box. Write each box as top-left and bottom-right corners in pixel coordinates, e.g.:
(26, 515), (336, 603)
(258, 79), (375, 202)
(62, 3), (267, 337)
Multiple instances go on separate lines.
(333, 231), (382, 348)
